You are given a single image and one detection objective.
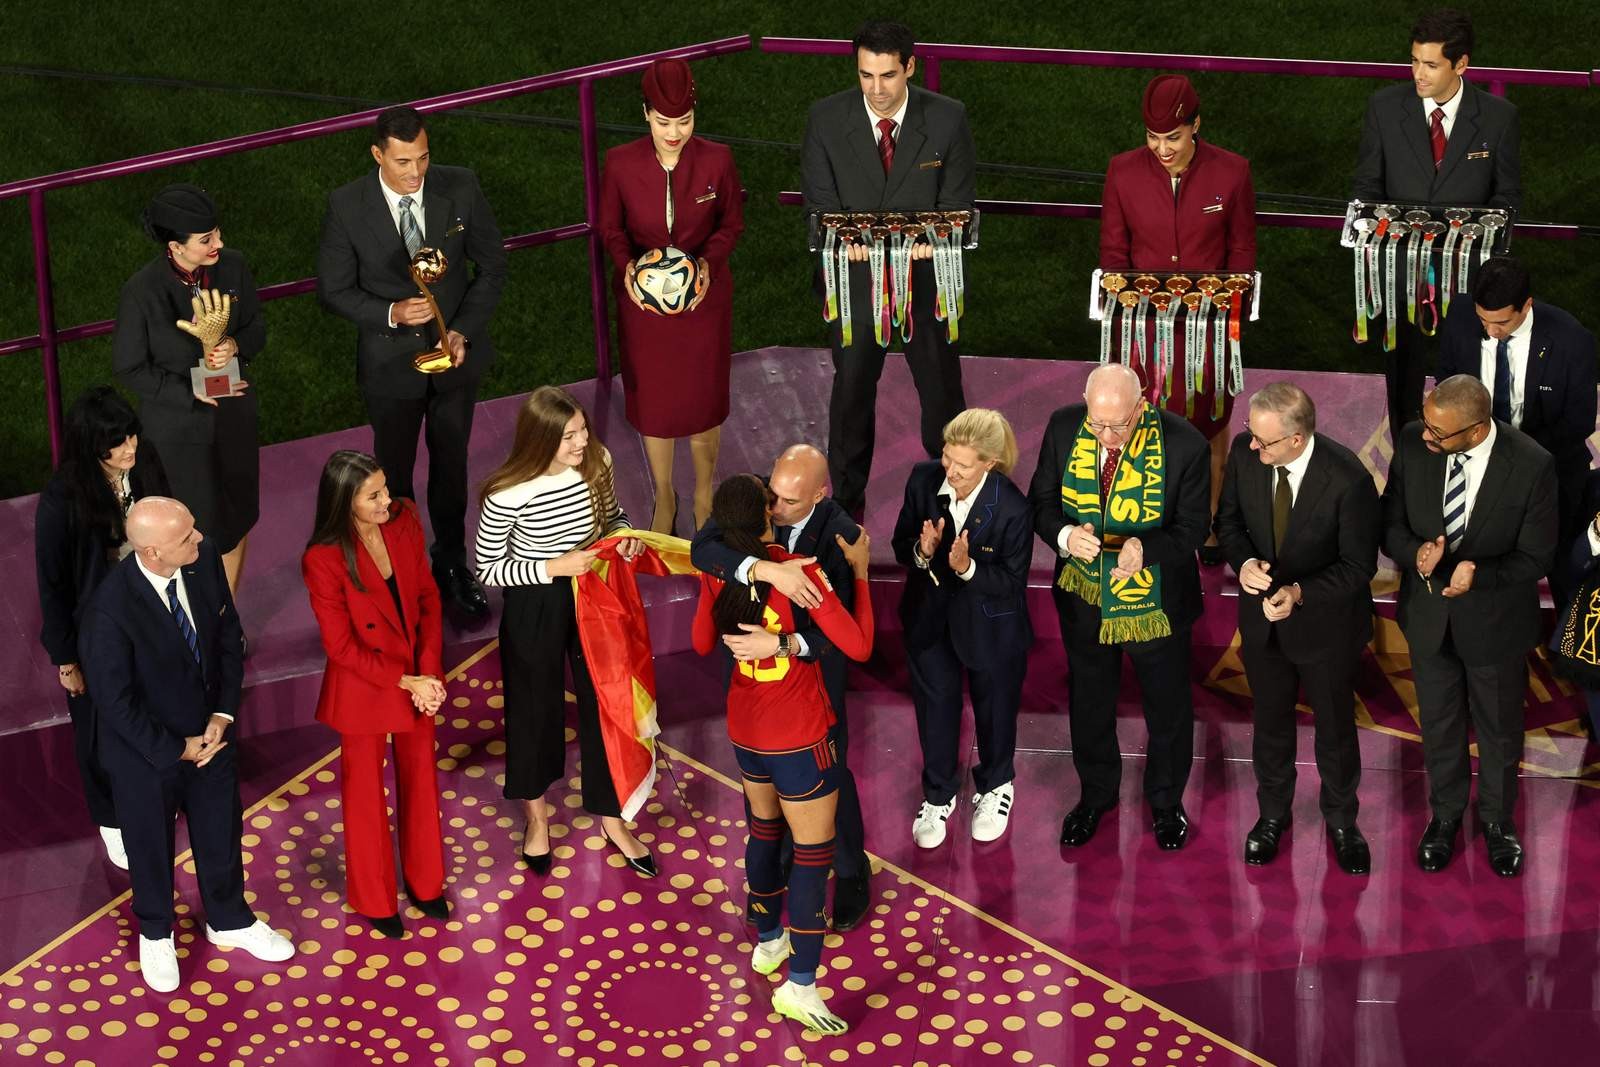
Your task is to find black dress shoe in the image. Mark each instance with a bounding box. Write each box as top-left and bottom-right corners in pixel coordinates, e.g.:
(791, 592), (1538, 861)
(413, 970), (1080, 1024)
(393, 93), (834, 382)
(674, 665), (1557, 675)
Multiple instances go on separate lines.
(521, 822), (552, 875)
(1416, 816), (1462, 872)
(1327, 825), (1371, 875)
(1152, 804), (1190, 850)
(447, 566), (491, 620)
(1059, 800), (1116, 847)
(411, 894), (451, 920)
(1199, 544), (1226, 567)
(602, 829), (658, 878)
(367, 914), (405, 939)
(1483, 822), (1524, 878)
(1244, 816), (1290, 866)
(831, 873), (871, 932)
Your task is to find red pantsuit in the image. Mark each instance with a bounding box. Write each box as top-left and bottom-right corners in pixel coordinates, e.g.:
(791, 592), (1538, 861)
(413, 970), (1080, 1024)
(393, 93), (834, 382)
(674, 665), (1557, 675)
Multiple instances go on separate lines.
(1099, 140), (1257, 439)
(303, 501), (446, 918)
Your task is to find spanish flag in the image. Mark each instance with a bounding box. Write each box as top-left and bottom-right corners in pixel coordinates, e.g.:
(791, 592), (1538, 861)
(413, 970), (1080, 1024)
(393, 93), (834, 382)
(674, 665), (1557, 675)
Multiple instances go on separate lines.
(572, 530), (698, 820)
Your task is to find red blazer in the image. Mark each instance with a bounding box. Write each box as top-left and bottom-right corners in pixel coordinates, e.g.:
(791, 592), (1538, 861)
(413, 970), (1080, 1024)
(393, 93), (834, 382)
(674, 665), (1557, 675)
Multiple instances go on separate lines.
(302, 501), (443, 734)
(598, 135), (744, 275)
(1099, 140), (1257, 272)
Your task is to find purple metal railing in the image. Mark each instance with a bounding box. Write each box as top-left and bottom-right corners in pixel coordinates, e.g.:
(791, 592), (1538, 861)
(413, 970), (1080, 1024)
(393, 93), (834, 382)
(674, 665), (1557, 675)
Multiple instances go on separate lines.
(775, 193), (1584, 241)
(760, 37), (1595, 97)
(1, 36), (753, 463)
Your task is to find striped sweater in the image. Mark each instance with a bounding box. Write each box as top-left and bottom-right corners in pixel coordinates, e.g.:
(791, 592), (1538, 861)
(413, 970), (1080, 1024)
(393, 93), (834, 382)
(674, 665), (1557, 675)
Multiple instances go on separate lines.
(473, 464), (630, 586)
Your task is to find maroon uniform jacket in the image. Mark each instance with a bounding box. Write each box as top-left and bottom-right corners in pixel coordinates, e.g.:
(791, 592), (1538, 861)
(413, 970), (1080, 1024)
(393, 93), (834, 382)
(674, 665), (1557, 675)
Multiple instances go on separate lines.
(1099, 140), (1256, 272)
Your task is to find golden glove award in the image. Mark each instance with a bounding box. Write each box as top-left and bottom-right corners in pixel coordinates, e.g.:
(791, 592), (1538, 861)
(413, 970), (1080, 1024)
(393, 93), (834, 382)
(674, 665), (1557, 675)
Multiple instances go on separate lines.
(408, 247), (454, 374)
(177, 289), (241, 400)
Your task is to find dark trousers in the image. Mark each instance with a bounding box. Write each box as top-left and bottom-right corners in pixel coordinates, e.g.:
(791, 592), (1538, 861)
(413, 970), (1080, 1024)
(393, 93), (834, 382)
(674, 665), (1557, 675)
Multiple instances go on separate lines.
(826, 257), (965, 514)
(65, 691), (117, 828)
(1240, 638), (1363, 828)
(365, 380), (478, 567)
(1412, 630), (1528, 825)
(499, 584), (620, 817)
(906, 631), (1026, 805)
(1057, 591), (1195, 809)
(1383, 318), (1430, 442)
(108, 742), (252, 940)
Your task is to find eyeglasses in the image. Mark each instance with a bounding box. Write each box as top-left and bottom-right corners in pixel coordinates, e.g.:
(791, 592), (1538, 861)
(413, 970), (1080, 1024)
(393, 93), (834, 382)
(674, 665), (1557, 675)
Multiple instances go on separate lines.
(1248, 430), (1298, 450)
(1085, 401), (1144, 435)
(1421, 418), (1485, 444)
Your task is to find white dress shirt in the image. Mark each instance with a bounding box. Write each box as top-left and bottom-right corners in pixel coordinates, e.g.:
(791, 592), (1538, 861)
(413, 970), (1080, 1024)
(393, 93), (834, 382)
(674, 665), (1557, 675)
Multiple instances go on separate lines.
(135, 554), (232, 720)
(1243, 435), (1316, 571)
(379, 172), (426, 329)
(1428, 80), (1465, 141)
(916, 472), (986, 581)
(1444, 420), (1498, 528)
(1477, 307), (1534, 428)
(863, 93), (909, 144)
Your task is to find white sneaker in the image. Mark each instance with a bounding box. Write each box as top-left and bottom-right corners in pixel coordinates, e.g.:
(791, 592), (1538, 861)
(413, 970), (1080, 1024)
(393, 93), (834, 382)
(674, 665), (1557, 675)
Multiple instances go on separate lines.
(138, 935), (179, 993)
(912, 797), (958, 849)
(206, 920), (295, 962)
(772, 979), (848, 1036)
(971, 783), (1015, 843)
(751, 929), (793, 975)
(99, 826), (128, 870)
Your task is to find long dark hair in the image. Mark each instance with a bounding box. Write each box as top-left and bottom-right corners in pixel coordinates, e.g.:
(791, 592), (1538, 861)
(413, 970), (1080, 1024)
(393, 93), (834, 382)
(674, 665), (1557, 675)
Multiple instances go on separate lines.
(709, 474), (775, 637)
(480, 386), (619, 543)
(61, 387), (143, 545)
(308, 449), (384, 590)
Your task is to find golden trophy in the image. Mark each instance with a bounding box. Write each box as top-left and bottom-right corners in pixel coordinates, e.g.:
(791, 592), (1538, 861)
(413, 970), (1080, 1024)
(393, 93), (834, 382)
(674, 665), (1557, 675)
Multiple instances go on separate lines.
(408, 247), (455, 374)
(177, 289), (242, 400)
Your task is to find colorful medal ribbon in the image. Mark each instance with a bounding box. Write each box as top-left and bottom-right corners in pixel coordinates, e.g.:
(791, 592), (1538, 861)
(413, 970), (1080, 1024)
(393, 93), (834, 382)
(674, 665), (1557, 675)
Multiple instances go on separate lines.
(835, 226), (858, 349)
(1162, 275), (1192, 403)
(1180, 291), (1204, 414)
(1117, 290), (1139, 365)
(1403, 211), (1429, 325)
(1382, 227), (1404, 352)
(820, 218), (840, 324)
(946, 210), (970, 319)
(1440, 209), (1468, 320)
(1098, 273), (1127, 365)
(1456, 223), (1481, 294)
(1223, 276), (1250, 407)
(897, 222), (923, 344)
(1478, 212), (1507, 265)
(1367, 214), (1390, 318)
(1130, 275), (1159, 379)
(933, 222), (958, 342)
(1210, 292), (1229, 421)
(868, 226), (888, 347)
(1417, 223), (1444, 337)
(1150, 291), (1174, 402)
(881, 214), (908, 327)
(1194, 277), (1222, 419)
(1351, 218), (1374, 343)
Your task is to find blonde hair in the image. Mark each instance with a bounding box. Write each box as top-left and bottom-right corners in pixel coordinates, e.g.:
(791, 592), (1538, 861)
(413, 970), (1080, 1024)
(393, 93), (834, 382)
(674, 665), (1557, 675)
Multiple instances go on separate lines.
(943, 408), (1018, 475)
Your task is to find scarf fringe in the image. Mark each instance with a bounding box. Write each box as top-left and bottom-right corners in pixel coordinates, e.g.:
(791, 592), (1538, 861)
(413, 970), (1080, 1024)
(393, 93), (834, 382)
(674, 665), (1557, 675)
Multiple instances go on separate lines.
(1098, 611), (1173, 645)
(1057, 567), (1100, 605)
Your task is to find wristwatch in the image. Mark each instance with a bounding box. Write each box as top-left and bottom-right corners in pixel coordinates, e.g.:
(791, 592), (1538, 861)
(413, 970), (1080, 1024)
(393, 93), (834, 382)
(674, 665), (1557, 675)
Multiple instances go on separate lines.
(774, 633), (791, 659)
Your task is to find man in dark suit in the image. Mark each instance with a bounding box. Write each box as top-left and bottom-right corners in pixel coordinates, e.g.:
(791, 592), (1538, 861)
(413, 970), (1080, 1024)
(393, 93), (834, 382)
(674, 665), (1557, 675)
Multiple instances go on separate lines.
(689, 444), (872, 930)
(1383, 375), (1556, 877)
(80, 498), (294, 993)
(800, 19), (976, 519)
(891, 409), (1033, 850)
(1030, 364), (1210, 850)
(1437, 255), (1597, 603)
(318, 105), (508, 620)
(1216, 383), (1381, 874)
(1350, 8), (1522, 438)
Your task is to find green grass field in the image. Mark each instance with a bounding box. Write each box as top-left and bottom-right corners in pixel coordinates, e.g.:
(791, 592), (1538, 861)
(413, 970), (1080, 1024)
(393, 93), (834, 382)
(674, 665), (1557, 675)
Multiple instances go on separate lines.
(2, 0), (1596, 497)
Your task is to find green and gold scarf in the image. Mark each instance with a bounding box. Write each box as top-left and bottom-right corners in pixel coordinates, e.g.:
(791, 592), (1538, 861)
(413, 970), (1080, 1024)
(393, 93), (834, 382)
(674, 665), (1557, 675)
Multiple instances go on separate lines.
(1057, 403), (1172, 644)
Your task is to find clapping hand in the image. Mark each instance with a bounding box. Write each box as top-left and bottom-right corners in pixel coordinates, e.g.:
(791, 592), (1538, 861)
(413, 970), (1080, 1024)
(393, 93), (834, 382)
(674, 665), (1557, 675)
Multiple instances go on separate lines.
(1111, 536), (1145, 581)
(948, 530), (971, 574)
(918, 518), (945, 560)
(1441, 560), (1476, 598)
(1065, 522), (1100, 561)
(1416, 535), (1446, 580)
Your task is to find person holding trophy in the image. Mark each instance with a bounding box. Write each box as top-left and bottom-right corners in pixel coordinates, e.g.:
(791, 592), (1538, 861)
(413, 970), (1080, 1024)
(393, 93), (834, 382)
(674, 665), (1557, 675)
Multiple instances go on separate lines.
(317, 105), (509, 621)
(112, 183), (262, 598)
(599, 57), (745, 534)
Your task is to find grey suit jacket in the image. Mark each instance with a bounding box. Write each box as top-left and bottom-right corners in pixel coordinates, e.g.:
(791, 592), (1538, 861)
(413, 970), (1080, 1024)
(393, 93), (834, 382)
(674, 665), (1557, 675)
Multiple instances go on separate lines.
(1351, 81), (1521, 211)
(317, 165), (508, 399)
(800, 85), (975, 214)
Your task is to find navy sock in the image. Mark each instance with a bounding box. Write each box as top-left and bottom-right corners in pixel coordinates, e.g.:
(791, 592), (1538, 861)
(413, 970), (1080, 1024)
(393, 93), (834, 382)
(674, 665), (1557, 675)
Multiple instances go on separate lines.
(788, 837), (835, 979)
(747, 815), (786, 936)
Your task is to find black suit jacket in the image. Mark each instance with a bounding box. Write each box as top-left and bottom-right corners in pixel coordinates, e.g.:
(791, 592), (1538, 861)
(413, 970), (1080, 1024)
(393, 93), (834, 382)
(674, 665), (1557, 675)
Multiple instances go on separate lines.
(1437, 300), (1597, 473)
(1382, 420), (1557, 660)
(79, 541), (244, 771)
(1351, 81), (1521, 211)
(891, 461), (1034, 665)
(1561, 471), (1600, 604)
(1030, 404), (1210, 630)
(1215, 433), (1380, 659)
(317, 165), (508, 398)
(800, 85), (975, 214)
(112, 250), (265, 445)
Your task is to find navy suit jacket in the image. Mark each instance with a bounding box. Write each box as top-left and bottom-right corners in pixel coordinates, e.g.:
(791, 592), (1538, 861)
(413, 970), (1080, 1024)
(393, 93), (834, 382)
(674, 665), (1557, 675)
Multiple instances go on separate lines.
(79, 541), (244, 771)
(891, 461), (1034, 665)
(1437, 300), (1597, 473)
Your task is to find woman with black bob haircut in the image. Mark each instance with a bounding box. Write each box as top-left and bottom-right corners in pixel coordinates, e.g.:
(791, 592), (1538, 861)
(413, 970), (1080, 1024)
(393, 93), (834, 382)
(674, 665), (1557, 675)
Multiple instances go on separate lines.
(691, 473), (874, 1037)
(34, 385), (171, 869)
(113, 182), (264, 600)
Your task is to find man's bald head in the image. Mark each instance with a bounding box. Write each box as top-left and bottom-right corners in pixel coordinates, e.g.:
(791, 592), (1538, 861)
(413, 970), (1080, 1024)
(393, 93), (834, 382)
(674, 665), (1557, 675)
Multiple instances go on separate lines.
(769, 444), (830, 526)
(1083, 364), (1146, 448)
(126, 497), (202, 574)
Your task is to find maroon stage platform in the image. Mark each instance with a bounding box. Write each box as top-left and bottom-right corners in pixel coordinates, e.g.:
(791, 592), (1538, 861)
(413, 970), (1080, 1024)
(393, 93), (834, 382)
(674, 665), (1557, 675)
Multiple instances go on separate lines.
(2, 349), (1597, 1066)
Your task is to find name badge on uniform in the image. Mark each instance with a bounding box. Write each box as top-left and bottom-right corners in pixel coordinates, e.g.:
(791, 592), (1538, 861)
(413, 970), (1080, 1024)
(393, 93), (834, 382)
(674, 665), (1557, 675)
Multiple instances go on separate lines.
(445, 221), (465, 236)
(1202, 204), (1224, 214)
(1466, 150), (1490, 160)
(919, 159), (943, 169)
(695, 187), (718, 204)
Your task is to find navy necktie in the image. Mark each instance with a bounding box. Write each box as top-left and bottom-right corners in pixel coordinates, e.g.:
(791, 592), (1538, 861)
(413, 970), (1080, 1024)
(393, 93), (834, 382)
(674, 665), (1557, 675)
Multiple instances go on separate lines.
(166, 577), (200, 664)
(1492, 338), (1512, 423)
(774, 525), (794, 552)
(1443, 454), (1470, 552)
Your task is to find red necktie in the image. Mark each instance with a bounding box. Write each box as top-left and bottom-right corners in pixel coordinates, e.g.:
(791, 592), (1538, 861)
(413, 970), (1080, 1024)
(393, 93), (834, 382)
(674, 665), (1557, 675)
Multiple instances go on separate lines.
(877, 118), (896, 175)
(1100, 448), (1122, 499)
(1430, 108), (1447, 170)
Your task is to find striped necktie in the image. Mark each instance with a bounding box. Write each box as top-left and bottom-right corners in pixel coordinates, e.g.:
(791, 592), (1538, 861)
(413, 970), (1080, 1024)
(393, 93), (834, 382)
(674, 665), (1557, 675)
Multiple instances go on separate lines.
(166, 577), (201, 664)
(1443, 453), (1469, 552)
(397, 195), (423, 256)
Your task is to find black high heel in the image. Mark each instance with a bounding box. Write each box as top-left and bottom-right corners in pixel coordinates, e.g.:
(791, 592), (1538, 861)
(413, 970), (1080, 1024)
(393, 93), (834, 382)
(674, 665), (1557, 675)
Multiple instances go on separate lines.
(521, 822), (552, 875)
(367, 914), (405, 939)
(601, 827), (658, 878)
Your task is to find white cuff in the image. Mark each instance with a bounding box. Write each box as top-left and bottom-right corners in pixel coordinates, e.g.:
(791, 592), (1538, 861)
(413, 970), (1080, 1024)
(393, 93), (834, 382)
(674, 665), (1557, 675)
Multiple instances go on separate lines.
(792, 634), (811, 657)
(735, 557), (758, 585)
(387, 303), (397, 330)
(957, 560), (977, 581)
(212, 713), (235, 723)
(1056, 527), (1073, 556)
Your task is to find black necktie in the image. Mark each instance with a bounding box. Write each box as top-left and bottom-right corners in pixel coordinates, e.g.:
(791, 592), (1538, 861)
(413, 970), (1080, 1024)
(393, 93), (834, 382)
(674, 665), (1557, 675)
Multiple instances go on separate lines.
(166, 577), (200, 664)
(774, 525), (794, 551)
(1272, 467), (1292, 554)
(1492, 338), (1512, 423)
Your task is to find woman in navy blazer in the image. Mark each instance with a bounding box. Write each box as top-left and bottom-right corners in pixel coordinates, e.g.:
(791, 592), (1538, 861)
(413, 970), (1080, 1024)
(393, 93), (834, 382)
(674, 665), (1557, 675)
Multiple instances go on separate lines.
(891, 409), (1034, 850)
(303, 450), (448, 938)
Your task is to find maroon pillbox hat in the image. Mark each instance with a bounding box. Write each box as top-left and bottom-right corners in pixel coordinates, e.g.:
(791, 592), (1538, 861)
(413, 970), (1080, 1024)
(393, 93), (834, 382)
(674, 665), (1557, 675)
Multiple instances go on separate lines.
(1141, 74), (1200, 132)
(642, 58), (696, 117)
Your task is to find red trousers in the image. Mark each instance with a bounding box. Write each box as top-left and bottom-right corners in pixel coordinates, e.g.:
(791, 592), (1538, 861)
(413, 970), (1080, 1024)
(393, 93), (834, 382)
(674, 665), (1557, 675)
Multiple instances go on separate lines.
(339, 720), (445, 918)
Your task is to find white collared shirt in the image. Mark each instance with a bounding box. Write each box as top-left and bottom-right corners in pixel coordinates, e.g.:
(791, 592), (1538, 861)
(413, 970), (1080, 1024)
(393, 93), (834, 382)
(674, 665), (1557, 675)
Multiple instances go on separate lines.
(1428, 80), (1466, 141)
(1242, 435), (1316, 570)
(1444, 420), (1498, 527)
(1477, 307), (1534, 428)
(916, 472), (986, 581)
(134, 554), (233, 721)
(377, 171), (426, 242)
(863, 92), (909, 145)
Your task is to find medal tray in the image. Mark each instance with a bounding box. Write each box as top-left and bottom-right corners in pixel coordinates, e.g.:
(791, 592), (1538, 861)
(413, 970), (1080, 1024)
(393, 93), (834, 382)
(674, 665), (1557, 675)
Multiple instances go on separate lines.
(1340, 199), (1516, 254)
(806, 208), (980, 254)
(1086, 269), (1262, 323)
